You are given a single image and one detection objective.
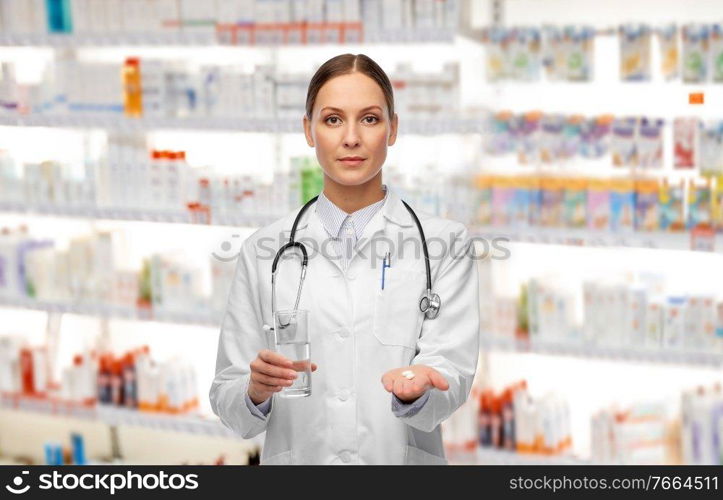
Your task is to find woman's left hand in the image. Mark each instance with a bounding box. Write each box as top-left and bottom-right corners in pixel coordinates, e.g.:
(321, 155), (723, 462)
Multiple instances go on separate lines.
(381, 365), (449, 404)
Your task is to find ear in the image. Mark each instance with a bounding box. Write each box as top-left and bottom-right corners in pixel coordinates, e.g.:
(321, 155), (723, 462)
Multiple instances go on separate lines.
(303, 115), (314, 147)
(387, 112), (399, 146)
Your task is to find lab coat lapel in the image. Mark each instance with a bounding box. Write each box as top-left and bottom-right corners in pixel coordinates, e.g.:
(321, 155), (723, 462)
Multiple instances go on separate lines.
(354, 188), (415, 262)
(297, 207), (345, 275)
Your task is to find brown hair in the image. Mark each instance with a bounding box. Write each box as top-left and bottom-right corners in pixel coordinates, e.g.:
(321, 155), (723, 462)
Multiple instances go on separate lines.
(305, 54), (395, 120)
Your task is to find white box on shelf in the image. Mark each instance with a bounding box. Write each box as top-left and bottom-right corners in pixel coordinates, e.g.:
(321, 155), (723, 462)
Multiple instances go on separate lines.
(126, 0), (152, 34)
(325, 0), (344, 22)
(288, 0), (307, 22)
(70, 0), (90, 35)
(238, 0), (255, 24)
(3, 0), (24, 34)
(210, 256), (235, 313)
(217, 0), (242, 24)
(30, 0), (47, 34)
(0, 234), (21, 300)
(113, 270), (139, 307)
(0, 338), (21, 393)
(606, 285), (624, 346)
(253, 65), (275, 117)
(627, 286), (647, 346)
(253, 0), (272, 23)
(581, 281), (598, 344)
(271, 0), (290, 23)
(401, 0), (413, 30)
(381, 0), (402, 31)
(106, 0), (125, 33)
(492, 296), (517, 338)
(415, 0), (436, 30)
(645, 300), (664, 348)
(31, 346), (48, 394)
(361, 0), (382, 32)
(434, 0), (446, 28)
(87, 0), (110, 34)
(343, 0), (360, 22)
(140, 59), (166, 117)
(526, 278), (541, 338)
(179, 0), (217, 31)
(663, 297), (686, 349)
(443, 0), (459, 30)
(684, 295), (717, 351)
(92, 231), (119, 302)
(155, 0), (181, 30)
(305, 0), (324, 22)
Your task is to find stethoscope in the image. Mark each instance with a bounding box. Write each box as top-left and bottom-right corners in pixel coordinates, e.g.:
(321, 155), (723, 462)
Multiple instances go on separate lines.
(268, 195), (441, 331)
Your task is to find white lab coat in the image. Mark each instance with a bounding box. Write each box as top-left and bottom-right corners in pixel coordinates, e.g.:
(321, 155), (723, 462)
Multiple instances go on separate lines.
(210, 188), (480, 464)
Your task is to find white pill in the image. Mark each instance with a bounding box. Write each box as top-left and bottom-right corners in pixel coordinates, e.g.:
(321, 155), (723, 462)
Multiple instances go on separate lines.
(402, 370), (415, 380)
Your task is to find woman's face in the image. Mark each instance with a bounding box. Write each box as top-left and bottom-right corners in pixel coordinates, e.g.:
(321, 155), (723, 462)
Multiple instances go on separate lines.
(303, 72), (398, 187)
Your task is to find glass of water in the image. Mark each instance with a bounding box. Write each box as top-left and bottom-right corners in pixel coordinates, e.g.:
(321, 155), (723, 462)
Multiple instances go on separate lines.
(273, 309), (311, 398)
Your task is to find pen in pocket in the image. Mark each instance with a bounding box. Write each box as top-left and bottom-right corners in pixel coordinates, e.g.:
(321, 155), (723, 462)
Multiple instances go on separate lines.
(381, 251), (391, 290)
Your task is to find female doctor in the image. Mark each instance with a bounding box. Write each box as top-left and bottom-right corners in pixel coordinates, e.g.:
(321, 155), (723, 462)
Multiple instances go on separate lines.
(210, 54), (480, 465)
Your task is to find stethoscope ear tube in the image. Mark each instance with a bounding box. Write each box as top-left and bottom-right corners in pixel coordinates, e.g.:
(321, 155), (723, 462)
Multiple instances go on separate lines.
(400, 200), (432, 292)
(402, 199), (441, 320)
(271, 196), (318, 318)
(272, 241), (308, 274)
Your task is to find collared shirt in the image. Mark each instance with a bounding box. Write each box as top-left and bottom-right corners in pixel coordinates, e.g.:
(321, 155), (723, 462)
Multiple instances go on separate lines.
(315, 186), (388, 272)
(244, 185), (429, 419)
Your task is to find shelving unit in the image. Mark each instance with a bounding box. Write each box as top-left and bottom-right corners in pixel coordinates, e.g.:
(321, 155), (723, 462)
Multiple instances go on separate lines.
(470, 226), (722, 252)
(448, 447), (589, 465)
(0, 32), (218, 47)
(0, 29), (455, 48)
(480, 335), (723, 369)
(0, 393), (239, 439)
(0, 296), (220, 327)
(0, 0), (474, 466)
(3, 295), (722, 371)
(2, 0), (723, 466)
(0, 114), (485, 135)
(1, 204), (718, 255)
(0, 201), (279, 228)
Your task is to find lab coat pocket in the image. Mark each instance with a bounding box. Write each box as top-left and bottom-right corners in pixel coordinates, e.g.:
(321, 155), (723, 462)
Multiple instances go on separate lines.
(404, 445), (448, 465)
(372, 267), (426, 349)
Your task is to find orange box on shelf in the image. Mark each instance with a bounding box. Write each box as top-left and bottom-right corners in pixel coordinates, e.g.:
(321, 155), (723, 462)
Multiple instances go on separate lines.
(689, 92), (704, 105)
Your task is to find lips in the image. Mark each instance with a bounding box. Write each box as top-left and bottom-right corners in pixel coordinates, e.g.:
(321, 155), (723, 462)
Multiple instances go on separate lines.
(338, 157), (366, 166)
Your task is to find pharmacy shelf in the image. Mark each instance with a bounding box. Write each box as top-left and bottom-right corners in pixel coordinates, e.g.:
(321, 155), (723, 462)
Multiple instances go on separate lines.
(448, 448), (589, 465)
(97, 406), (237, 438)
(0, 296), (221, 327)
(0, 32), (217, 47)
(0, 201), (280, 228)
(0, 393), (240, 439)
(480, 335), (723, 369)
(0, 115), (297, 133)
(3, 204), (718, 252)
(362, 28), (456, 43)
(0, 29), (454, 47)
(0, 114), (485, 134)
(470, 225), (723, 253)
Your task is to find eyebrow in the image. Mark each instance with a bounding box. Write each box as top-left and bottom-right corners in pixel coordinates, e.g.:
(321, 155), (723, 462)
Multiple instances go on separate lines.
(320, 105), (383, 114)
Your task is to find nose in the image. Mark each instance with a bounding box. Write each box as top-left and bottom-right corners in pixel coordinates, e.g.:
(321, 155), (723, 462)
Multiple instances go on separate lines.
(343, 123), (361, 149)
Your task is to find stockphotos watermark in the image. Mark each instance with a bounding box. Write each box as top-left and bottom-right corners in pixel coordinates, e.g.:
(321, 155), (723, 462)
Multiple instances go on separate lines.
(211, 231), (511, 265)
(4, 469), (198, 496)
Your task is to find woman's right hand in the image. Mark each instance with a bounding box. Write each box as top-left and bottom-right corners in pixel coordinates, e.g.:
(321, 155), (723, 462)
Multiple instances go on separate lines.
(248, 350), (318, 405)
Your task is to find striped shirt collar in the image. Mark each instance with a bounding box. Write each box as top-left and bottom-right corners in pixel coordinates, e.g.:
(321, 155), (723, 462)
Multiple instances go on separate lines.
(315, 186), (388, 240)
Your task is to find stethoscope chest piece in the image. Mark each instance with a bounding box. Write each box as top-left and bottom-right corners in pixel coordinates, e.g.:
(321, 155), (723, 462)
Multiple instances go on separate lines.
(419, 290), (441, 320)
